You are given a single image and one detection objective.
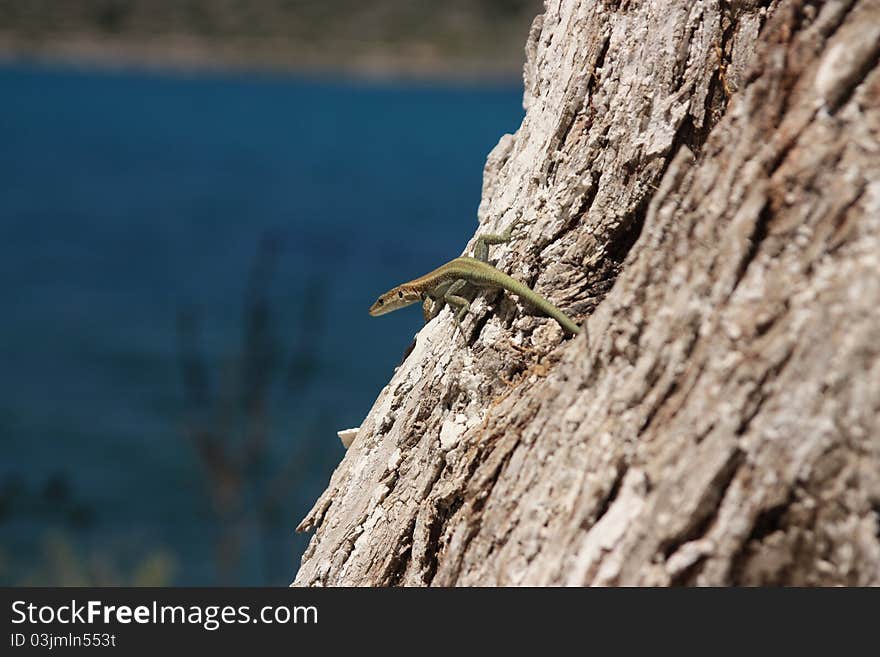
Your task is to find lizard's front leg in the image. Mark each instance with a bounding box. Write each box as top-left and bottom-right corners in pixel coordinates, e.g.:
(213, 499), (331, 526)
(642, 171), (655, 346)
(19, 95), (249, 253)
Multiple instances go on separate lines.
(422, 295), (443, 323)
(474, 216), (523, 262)
(443, 279), (470, 335)
(423, 281), (452, 324)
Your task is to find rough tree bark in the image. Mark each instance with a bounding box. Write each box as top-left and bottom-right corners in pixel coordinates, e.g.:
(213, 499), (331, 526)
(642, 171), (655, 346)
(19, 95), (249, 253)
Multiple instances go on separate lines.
(294, 0), (880, 586)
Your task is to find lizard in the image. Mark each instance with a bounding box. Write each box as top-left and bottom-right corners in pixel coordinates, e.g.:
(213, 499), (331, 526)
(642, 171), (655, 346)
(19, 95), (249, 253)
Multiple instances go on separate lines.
(369, 220), (582, 336)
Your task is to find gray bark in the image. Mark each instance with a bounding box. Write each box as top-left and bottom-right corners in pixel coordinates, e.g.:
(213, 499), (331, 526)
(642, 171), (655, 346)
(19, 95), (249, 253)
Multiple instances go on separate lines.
(294, 0), (880, 586)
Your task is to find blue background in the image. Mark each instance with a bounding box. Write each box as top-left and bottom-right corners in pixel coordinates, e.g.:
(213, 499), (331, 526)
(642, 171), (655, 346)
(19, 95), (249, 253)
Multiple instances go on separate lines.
(0, 64), (523, 584)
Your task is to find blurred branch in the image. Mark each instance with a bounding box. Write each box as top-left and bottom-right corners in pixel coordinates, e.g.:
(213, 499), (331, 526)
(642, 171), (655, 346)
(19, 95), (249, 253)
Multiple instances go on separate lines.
(175, 306), (211, 409)
(174, 228), (326, 583)
(285, 274), (327, 397)
(240, 231), (283, 472)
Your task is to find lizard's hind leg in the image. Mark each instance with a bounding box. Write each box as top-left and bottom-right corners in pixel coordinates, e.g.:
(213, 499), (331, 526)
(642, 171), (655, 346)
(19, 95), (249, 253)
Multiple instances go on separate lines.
(443, 279), (470, 335)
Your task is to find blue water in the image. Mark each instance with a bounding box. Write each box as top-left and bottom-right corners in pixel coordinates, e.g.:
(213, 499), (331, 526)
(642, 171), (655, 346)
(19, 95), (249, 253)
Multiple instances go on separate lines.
(0, 63), (523, 584)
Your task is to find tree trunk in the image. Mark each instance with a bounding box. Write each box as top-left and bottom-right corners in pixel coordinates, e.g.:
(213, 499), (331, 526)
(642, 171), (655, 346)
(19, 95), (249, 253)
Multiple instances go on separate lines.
(294, 0), (880, 586)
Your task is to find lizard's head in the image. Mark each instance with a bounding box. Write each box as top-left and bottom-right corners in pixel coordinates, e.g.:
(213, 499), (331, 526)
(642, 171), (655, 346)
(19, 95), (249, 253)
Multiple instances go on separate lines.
(369, 286), (422, 316)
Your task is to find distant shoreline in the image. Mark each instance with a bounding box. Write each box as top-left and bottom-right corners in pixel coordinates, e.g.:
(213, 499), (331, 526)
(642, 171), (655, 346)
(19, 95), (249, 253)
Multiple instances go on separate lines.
(0, 35), (524, 84)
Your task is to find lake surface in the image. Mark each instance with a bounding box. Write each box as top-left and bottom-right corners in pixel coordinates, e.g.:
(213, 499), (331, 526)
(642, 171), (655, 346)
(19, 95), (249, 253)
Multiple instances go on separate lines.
(0, 63), (524, 584)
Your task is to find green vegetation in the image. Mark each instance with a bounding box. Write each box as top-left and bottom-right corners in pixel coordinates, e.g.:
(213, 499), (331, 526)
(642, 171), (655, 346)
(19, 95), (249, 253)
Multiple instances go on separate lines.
(3, 532), (175, 586)
(0, 0), (542, 77)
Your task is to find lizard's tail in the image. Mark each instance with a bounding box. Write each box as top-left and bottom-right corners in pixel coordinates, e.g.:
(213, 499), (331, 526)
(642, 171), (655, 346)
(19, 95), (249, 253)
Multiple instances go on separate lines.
(498, 272), (581, 335)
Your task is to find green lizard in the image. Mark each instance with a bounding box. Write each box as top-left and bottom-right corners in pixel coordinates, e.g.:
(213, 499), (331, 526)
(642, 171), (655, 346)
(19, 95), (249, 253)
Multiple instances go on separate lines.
(369, 221), (582, 336)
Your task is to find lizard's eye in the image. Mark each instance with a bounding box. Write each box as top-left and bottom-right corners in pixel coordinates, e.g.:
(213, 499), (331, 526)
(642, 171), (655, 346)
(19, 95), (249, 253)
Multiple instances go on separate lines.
(397, 291), (404, 298)
(377, 299), (384, 306)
